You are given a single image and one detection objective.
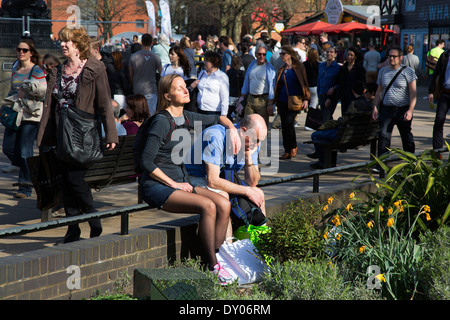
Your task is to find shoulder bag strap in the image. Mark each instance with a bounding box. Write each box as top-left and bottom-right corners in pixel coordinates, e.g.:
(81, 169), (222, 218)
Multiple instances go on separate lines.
(382, 65), (406, 103)
(282, 70), (290, 97)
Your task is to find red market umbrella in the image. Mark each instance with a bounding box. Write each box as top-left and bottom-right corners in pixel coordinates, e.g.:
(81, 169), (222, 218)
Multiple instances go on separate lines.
(322, 21), (394, 34)
(281, 21), (334, 36)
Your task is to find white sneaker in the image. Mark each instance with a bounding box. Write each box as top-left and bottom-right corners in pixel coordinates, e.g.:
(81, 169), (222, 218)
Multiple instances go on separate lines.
(2, 165), (19, 173)
(212, 263), (234, 285)
(304, 126), (314, 131)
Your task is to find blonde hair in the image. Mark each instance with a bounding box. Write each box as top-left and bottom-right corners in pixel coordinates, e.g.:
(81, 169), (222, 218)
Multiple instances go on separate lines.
(58, 26), (91, 60)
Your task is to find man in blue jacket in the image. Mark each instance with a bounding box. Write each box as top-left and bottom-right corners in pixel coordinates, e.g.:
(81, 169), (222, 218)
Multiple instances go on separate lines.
(239, 44), (277, 127)
(317, 46), (341, 123)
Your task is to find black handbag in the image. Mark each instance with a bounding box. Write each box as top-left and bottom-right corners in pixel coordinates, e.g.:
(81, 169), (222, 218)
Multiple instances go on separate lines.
(304, 107), (323, 130)
(56, 66), (104, 167)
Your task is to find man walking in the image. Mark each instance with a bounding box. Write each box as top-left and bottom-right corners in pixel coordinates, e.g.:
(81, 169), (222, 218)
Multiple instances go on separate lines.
(317, 46), (340, 123)
(240, 44), (276, 126)
(363, 43), (380, 84)
(372, 47), (417, 158)
(428, 47), (450, 152)
(128, 33), (162, 115)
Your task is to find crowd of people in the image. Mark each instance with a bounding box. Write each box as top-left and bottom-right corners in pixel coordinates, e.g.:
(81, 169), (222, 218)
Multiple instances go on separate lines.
(2, 26), (450, 285)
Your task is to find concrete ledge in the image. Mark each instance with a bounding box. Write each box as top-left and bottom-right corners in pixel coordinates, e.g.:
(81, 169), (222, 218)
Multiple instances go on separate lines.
(0, 182), (376, 300)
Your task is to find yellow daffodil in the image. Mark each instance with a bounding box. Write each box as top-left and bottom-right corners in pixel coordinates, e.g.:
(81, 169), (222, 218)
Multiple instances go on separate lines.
(332, 214), (341, 226)
(349, 192), (355, 199)
(323, 204), (329, 211)
(394, 200), (401, 207)
(375, 273), (386, 283)
(399, 205), (404, 212)
(328, 197), (333, 205)
(359, 245), (366, 253)
(388, 207), (393, 215)
(379, 205), (384, 212)
(426, 213), (431, 221)
(346, 203), (353, 211)
(387, 217), (394, 228)
(336, 233), (342, 240)
(423, 205), (431, 213)
(324, 232), (328, 239)
(367, 220), (374, 229)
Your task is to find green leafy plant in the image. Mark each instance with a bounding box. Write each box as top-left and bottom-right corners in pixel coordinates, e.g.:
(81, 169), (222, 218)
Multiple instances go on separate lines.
(323, 195), (429, 300)
(365, 145), (450, 232)
(256, 199), (327, 265)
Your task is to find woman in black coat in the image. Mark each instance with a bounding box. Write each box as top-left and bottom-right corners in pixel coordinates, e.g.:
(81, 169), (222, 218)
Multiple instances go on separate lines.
(336, 47), (366, 115)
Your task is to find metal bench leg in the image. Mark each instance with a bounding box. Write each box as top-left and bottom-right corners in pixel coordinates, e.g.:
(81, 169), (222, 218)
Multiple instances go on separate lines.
(41, 209), (52, 222)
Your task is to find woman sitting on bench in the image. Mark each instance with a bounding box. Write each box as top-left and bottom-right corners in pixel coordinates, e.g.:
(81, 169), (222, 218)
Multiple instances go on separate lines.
(139, 74), (239, 285)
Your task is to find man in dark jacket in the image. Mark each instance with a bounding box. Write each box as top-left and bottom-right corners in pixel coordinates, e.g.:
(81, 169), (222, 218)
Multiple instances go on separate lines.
(428, 49), (450, 152)
(310, 81), (374, 169)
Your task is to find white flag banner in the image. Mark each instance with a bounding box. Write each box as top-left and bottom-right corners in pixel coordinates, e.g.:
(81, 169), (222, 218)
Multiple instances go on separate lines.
(145, 0), (156, 37)
(159, 0), (172, 39)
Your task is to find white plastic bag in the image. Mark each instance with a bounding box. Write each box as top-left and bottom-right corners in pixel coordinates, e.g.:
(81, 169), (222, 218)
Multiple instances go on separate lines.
(216, 238), (269, 285)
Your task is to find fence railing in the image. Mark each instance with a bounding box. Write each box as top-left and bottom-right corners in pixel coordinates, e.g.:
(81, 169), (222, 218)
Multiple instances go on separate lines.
(0, 147), (447, 239)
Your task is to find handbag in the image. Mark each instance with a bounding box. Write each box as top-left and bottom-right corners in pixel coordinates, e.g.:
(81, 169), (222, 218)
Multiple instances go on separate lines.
(216, 238), (269, 285)
(56, 66), (104, 167)
(0, 102), (21, 131)
(283, 71), (304, 111)
(304, 106), (323, 130)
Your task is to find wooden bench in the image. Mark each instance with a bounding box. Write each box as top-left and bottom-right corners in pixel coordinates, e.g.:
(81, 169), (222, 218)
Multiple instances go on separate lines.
(304, 112), (379, 168)
(28, 135), (141, 222)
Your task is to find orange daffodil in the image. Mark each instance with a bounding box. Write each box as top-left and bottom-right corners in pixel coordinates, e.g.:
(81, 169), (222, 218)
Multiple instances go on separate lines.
(367, 220), (374, 229)
(387, 218), (395, 228)
(422, 205), (431, 221)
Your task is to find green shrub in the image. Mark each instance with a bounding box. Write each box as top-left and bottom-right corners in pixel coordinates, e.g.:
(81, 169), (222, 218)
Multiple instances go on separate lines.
(261, 260), (355, 300)
(256, 199), (326, 265)
(420, 226), (450, 300)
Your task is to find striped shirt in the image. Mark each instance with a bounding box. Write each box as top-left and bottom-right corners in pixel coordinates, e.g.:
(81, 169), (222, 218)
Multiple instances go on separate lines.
(10, 62), (46, 95)
(377, 65), (417, 107)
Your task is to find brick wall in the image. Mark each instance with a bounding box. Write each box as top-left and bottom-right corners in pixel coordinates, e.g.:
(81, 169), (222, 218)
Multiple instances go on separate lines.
(0, 215), (201, 300)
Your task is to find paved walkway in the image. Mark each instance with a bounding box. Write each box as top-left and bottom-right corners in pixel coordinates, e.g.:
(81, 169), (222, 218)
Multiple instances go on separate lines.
(0, 84), (447, 257)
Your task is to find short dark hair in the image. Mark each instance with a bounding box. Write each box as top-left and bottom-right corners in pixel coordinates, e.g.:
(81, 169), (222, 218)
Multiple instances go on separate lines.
(389, 46), (403, 56)
(436, 39), (445, 46)
(204, 51), (222, 69)
(219, 35), (229, 47)
(352, 80), (365, 96)
(141, 34), (153, 46)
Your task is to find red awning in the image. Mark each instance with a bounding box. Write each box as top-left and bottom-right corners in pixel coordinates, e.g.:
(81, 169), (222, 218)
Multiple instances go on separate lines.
(280, 21), (334, 36)
(322, 21), (395, 34)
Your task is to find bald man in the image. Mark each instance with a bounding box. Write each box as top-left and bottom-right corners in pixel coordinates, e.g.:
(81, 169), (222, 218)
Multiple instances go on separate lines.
(185, 114), (267, 212)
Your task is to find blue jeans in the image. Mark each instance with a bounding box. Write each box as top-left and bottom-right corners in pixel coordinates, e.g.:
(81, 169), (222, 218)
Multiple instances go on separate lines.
(312, 128), (338, 164)
(319, 94), (338, 123)
(2, 121), (39, 196)
(432, 92), (450, 150)
(377, 105), (415, 157)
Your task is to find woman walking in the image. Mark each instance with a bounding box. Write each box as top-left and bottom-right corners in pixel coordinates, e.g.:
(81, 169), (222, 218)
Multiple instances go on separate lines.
(274, 45), (310, 160)
(37, 26), (118, 243)
(2, 37), (47, 198)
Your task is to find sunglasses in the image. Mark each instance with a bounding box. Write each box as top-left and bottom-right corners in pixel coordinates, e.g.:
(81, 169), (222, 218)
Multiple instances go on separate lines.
(388, 55), (400, 58)
(257, 53), (266, 56)
(16, 47), (30, 53)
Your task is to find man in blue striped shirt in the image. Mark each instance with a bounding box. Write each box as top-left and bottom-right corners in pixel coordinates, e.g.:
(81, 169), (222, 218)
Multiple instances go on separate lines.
(372, 47), (417, 158)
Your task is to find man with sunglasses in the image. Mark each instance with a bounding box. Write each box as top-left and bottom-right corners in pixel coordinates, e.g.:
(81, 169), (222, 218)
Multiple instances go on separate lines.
(239, 44), (277, 126)
(372, 47), (417, 160)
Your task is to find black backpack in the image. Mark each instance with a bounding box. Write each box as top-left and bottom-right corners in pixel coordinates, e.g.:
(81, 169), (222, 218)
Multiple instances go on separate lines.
(133, 110), (189, 174)
(220, 169), (267, 229)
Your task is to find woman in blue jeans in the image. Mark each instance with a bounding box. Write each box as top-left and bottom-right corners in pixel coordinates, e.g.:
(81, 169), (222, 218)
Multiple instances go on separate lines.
(2, 38), (46, 198)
